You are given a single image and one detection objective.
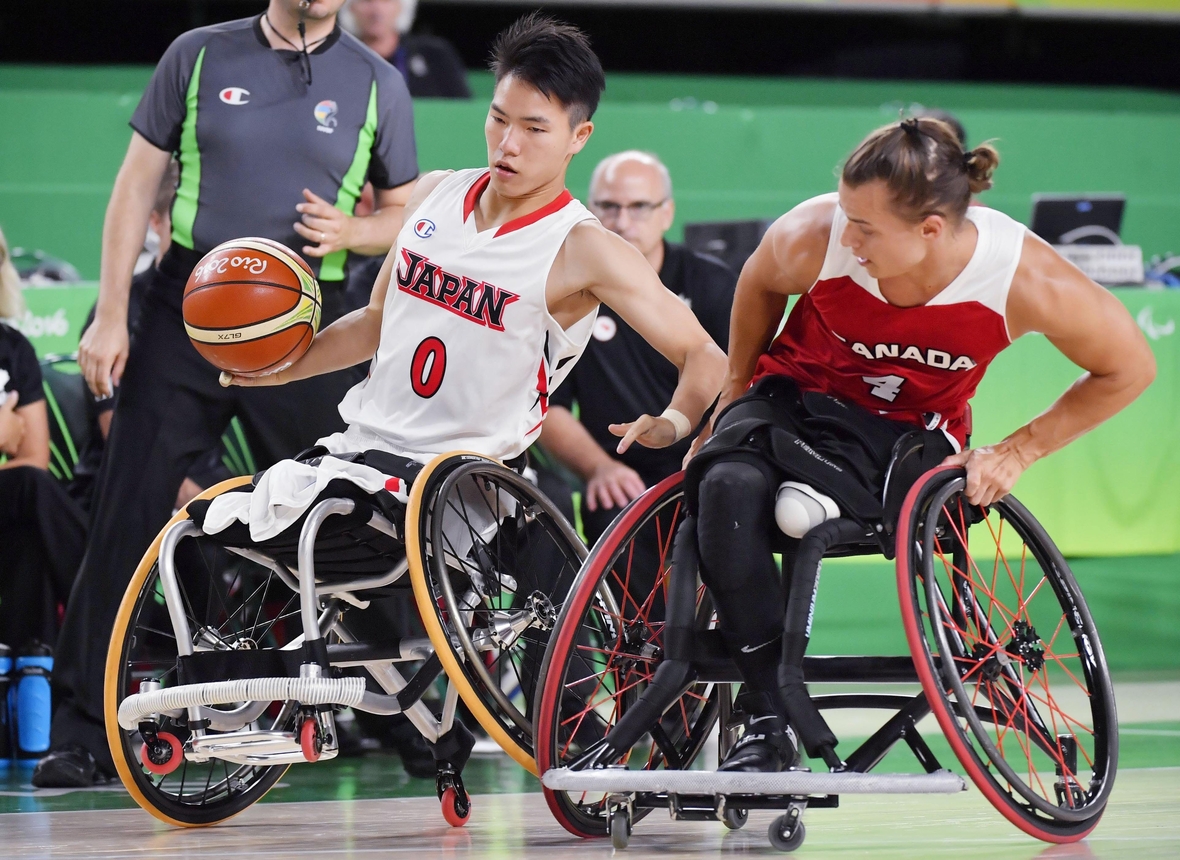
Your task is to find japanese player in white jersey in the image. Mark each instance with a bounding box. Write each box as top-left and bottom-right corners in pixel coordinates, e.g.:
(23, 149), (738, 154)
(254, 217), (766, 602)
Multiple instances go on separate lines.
(225, 12), (727, 467)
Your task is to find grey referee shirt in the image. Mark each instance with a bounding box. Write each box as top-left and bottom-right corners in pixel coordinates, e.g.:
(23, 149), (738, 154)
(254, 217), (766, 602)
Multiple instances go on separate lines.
(131, 15), (418, 281)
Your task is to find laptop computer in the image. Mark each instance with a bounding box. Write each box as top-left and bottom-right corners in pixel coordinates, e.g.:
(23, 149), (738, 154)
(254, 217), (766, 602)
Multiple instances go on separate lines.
(1030, 193), (1125, 246)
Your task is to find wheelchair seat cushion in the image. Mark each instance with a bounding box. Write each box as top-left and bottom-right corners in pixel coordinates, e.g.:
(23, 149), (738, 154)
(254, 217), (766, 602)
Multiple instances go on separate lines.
(187, 477), (407, 578)
(685, 375), (953, 531)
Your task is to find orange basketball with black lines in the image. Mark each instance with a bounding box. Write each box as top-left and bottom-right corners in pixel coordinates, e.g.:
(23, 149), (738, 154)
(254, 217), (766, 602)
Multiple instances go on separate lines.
(182, 238), (322, 376)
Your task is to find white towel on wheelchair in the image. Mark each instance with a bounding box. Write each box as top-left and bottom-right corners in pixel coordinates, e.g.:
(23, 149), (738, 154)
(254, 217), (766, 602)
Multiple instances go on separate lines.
(201, 455), (406, 542)
(199, 431), (515, 566)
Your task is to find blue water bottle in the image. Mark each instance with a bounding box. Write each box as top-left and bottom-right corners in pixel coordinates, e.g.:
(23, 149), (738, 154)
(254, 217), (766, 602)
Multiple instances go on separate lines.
(0, 644), (12, 761)
(14, 641), (53, 760)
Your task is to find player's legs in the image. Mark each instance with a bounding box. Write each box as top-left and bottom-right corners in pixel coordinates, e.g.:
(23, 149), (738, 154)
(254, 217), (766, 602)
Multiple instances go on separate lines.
(695, 452), (797, 772)
(36, 293), (235, 786)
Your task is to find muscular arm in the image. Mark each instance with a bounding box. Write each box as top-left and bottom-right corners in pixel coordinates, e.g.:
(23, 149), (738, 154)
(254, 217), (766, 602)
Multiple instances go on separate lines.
(948, 234), (1156, 505)
(550, 223), (727, 453)
(683, 197), (833, 460)
(79, 132), (172, 397)
(227, 172), (450, 387)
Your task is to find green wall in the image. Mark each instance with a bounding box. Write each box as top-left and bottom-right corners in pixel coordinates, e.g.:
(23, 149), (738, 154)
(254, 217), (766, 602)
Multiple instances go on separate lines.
(2, 66), (1179, 280)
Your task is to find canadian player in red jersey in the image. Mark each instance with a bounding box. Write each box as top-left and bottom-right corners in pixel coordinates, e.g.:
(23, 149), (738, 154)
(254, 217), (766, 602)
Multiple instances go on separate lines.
(684, 117), (1155, 774)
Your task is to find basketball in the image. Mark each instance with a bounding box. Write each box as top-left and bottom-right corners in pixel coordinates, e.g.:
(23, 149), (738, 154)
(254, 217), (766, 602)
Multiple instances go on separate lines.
(182, 237), (322, 376)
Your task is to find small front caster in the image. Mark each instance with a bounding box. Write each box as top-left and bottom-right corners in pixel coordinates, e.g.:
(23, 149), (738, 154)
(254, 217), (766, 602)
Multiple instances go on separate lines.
(768, 815), (806, 852)
(722, 805), (748, 830)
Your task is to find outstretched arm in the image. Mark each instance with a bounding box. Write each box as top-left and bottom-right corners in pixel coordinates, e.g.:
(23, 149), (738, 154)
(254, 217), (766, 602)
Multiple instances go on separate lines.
(554, 223), (727, 453)
(224, 171), (451, 388)
(945, 233), (1156, 505)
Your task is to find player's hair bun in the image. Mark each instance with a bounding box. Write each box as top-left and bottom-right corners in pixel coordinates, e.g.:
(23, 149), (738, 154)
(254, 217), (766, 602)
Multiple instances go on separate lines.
(964, 145), (1000, 195)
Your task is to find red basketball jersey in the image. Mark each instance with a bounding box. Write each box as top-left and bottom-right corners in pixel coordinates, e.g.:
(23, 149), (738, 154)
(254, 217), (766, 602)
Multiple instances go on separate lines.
(753, 194), (1026, 449)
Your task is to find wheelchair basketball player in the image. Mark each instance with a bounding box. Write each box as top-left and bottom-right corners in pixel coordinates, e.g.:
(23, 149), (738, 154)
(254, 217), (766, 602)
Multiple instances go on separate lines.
(684, 117), (1155, 773)
(223, 11), (724, 502)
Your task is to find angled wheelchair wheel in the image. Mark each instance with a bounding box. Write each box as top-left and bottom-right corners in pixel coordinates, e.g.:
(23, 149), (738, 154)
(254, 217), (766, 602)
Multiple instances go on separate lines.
(407, 453), (588, 775)
(897, 466), (1117, 843)
(534, 473), (719, 838)
(105, 478), (297, 827)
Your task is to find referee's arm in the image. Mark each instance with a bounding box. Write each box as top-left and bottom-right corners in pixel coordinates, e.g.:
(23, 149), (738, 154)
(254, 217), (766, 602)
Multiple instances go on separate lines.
(294, 181), (416, 259)
(79, 132), (172, 398)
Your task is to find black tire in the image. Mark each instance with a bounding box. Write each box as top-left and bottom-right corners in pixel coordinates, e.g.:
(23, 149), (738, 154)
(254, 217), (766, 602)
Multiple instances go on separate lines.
(409, 455), (587, 772)
(897, 467), (1117, 843)
(107, 508), (297, 826)
(535, 474), (719, 837)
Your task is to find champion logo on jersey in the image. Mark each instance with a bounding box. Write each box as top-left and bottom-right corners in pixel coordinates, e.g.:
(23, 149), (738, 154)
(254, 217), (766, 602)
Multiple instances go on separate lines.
(395, 249), (520, 331)
(219, 87), (250, 105)
(414, 219), (436, 239)
(314, 100), (338, 134)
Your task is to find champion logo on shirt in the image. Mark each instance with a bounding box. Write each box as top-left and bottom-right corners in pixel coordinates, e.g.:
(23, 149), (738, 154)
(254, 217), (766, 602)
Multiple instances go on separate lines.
(314, 100), (338, 134)
(219, 87), (250, 105)
(395, 249), (520, 331)
(414, 219), (436, 239)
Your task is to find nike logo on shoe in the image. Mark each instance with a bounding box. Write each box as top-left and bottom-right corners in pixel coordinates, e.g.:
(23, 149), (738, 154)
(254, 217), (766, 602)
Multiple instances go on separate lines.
(748, 715), (776, 725)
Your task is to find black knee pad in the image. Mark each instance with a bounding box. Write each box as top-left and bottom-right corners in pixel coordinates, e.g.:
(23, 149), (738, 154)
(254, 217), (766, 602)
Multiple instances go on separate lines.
(697, 460), (773, 594)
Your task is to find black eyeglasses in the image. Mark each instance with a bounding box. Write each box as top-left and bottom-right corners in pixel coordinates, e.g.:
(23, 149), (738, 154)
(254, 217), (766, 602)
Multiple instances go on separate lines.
(592, 199), (669, 221)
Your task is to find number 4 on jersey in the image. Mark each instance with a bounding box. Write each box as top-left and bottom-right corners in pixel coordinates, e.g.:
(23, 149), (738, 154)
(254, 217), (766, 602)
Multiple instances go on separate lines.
(862, 374), (905, 402)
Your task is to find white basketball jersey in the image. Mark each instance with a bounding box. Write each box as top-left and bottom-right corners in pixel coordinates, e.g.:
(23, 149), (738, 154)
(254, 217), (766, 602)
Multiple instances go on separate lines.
(336, 169), (599, 461)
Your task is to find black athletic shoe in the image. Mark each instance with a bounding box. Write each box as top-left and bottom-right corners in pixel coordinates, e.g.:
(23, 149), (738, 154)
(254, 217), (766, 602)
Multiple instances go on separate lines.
(31, 745), (110, 788)
(718, 692), (799, 773)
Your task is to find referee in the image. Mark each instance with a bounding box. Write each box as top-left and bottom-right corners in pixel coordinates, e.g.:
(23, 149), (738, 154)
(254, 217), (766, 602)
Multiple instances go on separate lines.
(34, 0), (417, 786)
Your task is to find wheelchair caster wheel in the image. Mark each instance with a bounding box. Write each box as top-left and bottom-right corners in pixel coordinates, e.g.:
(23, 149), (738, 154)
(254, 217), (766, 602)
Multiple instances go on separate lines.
(140, 731), (183, 775)
(722, 806), (748, 830)
(441, 786), (471, 827)
(768, 816), (805, 852)
(299, 717), (322, 762)
(610, 810), (632, 850)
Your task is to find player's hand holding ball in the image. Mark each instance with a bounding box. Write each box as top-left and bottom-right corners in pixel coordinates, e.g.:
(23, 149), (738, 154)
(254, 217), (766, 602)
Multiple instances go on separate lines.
(182, 238), (321, 388)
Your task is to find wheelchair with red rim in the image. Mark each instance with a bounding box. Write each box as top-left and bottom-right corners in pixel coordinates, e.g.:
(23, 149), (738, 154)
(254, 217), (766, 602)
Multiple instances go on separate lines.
(532, 452), (1117, 851)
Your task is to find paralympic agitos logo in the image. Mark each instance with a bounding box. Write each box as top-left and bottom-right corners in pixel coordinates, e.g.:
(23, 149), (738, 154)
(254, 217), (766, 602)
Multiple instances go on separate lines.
(395, 249), (519, 331)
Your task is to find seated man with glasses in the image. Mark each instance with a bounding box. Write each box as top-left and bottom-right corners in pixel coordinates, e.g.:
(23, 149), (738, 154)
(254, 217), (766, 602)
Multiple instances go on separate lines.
(540, 150), (736, 544)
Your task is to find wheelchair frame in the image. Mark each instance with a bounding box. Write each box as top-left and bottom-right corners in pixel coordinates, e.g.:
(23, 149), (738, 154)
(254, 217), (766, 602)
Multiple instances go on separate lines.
(535, 467), (1116, 851)
(106, 450), (587, 828)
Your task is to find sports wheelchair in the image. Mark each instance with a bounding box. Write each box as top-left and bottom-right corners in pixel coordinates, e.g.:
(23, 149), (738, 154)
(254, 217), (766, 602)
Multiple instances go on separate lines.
(105, 450), (585, 828)
(534, 460), (1117, 851)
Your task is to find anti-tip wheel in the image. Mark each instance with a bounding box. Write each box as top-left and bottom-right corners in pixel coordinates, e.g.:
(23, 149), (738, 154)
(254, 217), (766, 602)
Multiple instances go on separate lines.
(441, 786), (471, 827)
(768, 817), (806, 852)
(722, 806), (748, 830)
(140, 731), (183, 776)
(299, 718), (322, 762)
(610, 811), (632, 850)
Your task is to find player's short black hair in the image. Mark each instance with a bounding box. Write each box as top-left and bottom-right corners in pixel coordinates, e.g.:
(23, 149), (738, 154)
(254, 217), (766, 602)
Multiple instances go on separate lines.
(489, 12), (606, 127)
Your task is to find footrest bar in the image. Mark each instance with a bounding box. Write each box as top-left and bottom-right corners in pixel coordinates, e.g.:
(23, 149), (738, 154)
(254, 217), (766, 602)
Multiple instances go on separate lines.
(117, 676), (366, 730)
(541, 768), (966, 795)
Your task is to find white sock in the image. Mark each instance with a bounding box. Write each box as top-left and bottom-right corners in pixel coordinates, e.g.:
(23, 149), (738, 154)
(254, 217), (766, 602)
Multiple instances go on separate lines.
(774, 481), (840, 538)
